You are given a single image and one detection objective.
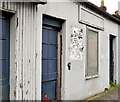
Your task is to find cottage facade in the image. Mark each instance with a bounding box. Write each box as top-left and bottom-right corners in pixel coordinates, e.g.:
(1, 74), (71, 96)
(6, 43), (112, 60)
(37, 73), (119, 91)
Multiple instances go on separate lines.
(0, 0), (120, 100)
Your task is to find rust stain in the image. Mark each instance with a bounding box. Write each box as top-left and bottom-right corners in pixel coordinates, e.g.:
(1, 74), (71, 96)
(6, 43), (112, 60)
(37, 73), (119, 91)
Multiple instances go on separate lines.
(14, 90), (16, 97)
(14, 61), (18, 99)
(20, 84), (23, 88)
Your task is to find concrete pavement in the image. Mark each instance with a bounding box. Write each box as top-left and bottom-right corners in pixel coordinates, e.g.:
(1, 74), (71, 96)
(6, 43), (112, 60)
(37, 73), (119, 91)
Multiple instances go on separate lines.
(85, 85), (120, 101)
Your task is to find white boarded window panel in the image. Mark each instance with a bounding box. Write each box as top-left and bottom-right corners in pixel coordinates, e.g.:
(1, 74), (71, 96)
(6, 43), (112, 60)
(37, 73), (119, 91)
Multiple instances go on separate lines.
(80, 8), (104, 29)
(87, 30), (98, 76)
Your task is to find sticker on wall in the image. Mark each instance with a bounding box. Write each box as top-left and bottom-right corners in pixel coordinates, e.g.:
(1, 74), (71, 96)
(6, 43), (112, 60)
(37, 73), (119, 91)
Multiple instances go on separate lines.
(70, 27), (84, 60)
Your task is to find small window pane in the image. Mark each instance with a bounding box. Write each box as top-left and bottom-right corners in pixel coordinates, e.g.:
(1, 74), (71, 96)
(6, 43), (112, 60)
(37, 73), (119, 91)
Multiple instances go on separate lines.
(87, 29), (98, 76)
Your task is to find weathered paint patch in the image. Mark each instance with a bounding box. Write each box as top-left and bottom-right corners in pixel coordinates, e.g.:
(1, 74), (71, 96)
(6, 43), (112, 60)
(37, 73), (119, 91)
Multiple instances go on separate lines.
(0, 2), (39, 100)
(70, 27), (84, 60)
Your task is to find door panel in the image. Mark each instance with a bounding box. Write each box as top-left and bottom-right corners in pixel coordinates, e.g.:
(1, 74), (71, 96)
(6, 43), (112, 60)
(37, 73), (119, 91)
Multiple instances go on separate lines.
(42, 27), (58, 100)
(48, 60), (57, 73)
(49, 30), (58, 44)
(49, 45), (57, 58)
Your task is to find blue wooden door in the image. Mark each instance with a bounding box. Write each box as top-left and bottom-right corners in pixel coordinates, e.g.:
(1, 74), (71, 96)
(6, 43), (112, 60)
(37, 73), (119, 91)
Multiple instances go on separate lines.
(110, 36), (114, 82)
(42, 27), (58, 100)
(0, 15), (10, 100)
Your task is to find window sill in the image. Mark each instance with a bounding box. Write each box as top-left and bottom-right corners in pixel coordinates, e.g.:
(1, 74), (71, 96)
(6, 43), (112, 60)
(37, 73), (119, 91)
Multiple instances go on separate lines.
(85, 75), (99, 80)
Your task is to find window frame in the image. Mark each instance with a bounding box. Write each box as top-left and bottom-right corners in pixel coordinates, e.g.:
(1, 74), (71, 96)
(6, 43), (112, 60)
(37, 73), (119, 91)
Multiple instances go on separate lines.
(85, 26), (99, 79)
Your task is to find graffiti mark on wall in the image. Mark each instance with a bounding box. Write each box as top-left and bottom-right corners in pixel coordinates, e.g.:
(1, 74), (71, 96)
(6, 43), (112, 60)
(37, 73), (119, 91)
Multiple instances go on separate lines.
(70, 27), (84, 60)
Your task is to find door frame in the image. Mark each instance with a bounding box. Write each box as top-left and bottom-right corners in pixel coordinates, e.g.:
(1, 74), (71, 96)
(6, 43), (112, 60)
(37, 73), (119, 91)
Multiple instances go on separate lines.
(57, 31), (62, 100)
(109, 34), (116, 84)
(41, 15), (62, 100)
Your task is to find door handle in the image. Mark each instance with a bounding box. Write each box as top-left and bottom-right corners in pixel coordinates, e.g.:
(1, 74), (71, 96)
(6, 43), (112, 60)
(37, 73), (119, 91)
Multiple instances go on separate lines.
(68, 62), (71, 70)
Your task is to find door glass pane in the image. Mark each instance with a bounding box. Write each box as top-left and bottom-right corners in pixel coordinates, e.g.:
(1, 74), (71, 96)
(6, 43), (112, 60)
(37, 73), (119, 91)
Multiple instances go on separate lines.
(87, 30), (98, 76)
(0, 40), (6, 58)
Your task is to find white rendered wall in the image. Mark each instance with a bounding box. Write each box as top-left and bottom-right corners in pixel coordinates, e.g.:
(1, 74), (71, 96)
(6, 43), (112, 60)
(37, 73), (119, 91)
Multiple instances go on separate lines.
(38, 1), (119, 100)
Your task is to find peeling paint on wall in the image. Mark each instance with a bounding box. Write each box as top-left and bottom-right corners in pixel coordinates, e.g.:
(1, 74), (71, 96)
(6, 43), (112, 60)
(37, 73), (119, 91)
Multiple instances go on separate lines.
(70, 27), (84, 60)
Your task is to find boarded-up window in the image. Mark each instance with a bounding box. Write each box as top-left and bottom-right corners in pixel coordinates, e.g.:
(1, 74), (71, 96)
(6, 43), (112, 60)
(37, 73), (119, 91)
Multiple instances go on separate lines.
(86, 29), (98, 76)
